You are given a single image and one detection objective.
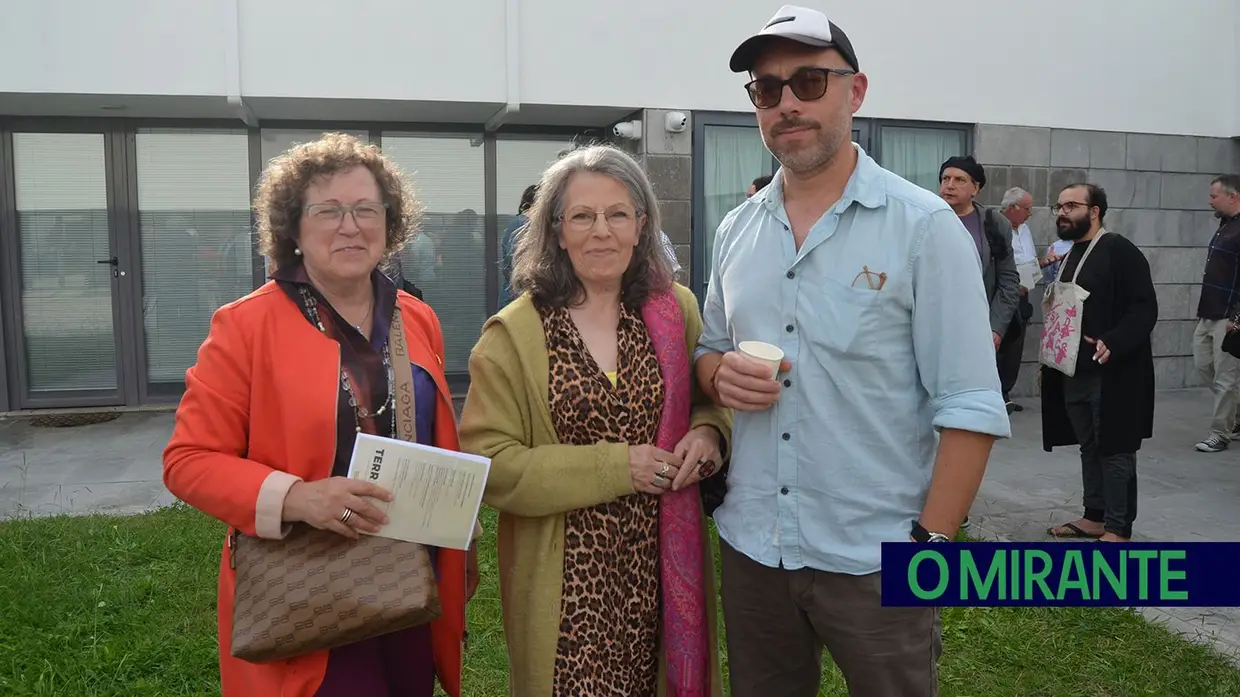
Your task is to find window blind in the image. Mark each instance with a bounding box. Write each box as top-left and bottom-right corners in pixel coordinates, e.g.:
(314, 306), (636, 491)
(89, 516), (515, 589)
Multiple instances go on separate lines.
(135, 129), (251, 388)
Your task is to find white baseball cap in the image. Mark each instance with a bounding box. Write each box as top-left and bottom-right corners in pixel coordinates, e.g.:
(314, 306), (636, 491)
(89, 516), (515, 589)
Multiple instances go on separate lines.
(729, 5), (860, 74)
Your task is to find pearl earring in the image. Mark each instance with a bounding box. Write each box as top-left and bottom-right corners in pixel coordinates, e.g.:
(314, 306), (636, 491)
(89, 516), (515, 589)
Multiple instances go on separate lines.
(294, 248), (302, 256)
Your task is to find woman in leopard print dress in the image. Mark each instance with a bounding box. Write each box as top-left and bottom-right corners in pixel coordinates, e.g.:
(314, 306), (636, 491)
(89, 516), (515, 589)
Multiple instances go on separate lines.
(460, 145), (731, 697)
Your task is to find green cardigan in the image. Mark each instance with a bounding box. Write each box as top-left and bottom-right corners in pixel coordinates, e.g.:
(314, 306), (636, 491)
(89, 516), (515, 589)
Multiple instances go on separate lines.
(458, 284), (731, 697)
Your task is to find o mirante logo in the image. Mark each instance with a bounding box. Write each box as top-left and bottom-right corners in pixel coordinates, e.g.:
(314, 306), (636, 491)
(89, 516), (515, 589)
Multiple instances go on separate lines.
(880, 542), (1240, 607)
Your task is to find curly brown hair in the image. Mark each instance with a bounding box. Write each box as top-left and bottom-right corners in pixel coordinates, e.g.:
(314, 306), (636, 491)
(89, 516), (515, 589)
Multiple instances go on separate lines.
(510, 144), (673, 309)
(254, 132), (423, 272)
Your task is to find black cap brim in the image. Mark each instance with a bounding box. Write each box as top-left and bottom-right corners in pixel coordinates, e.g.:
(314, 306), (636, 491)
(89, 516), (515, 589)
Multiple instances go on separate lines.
(730, 34), (831, 73)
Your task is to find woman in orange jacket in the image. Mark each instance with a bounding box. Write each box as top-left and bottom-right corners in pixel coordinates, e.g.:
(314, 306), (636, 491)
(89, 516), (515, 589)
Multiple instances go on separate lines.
(163, 133), (476, 697)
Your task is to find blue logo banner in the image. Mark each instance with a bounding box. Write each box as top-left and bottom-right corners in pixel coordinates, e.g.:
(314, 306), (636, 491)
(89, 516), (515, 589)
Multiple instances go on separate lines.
(880, 542), (1240, 607)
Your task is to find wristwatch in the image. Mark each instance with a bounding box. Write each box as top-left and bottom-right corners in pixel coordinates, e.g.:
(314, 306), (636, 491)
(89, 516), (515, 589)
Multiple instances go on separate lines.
(910, 520), (951, 543)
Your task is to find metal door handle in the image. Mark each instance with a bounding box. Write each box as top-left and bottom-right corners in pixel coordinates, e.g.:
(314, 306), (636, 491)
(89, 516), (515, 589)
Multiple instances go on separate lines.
(96, 256), (118, 266)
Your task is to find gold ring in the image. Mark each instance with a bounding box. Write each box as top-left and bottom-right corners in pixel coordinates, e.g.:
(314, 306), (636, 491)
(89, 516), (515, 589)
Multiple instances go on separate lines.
(340, 508), (354, 525)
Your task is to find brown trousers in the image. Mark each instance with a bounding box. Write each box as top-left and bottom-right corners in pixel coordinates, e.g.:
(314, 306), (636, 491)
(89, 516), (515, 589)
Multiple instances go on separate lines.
(720, 541), (942, 697)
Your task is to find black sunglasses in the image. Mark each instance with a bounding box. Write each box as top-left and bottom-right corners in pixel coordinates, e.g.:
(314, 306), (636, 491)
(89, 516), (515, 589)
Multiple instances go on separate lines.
(744, 68), (856, 109)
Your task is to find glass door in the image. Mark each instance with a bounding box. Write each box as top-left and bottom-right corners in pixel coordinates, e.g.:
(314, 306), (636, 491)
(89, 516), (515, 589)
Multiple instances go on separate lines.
(494, 136), (575, 314)
(3, 131), (129, 408)
(129, 128), (254, 400)
(380, 133), (486, 378)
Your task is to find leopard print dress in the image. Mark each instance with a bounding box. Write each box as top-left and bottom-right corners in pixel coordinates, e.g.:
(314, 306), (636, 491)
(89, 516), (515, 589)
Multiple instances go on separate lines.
(539, 302), (664, 697)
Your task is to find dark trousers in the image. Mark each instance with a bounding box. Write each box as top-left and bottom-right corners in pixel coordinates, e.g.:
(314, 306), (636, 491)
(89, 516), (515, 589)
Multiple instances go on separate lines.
(1063, 371), (1138, 538)
(997, 296), (1032, 396)
(719, 541), (941, 697)
(997, 318), (1026, 396)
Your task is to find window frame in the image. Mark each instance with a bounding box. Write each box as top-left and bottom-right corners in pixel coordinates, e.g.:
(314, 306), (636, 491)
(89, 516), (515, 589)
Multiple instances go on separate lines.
(869, 118), (974, 181)
(690, 111), (778, 300)
(129, 127), (254, 402)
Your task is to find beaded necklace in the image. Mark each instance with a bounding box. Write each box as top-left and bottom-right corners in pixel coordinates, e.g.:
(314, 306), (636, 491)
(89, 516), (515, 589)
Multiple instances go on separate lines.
(298, 286), (395, 434)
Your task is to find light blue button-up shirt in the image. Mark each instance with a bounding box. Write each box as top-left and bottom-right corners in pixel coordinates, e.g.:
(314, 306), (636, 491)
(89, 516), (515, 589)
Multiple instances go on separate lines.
(697, 146), (1011, 575)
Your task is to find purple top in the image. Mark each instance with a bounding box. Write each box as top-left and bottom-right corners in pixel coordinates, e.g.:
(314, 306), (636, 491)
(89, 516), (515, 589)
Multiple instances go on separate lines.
(959, 208), (984, 261)
(272, 263), (437, 697)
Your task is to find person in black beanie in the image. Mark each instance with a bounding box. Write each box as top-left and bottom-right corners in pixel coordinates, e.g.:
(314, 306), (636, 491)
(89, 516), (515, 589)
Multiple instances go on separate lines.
(939, 155), (1021, 357)
(937, 156), (1019, 530)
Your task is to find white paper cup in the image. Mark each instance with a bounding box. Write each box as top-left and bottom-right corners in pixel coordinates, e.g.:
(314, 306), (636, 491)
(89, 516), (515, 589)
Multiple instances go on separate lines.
(737, 341), (784, 379)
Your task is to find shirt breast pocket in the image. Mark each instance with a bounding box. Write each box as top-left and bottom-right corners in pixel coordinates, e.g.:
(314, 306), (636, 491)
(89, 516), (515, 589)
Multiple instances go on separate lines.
(803, 277), (884, 354)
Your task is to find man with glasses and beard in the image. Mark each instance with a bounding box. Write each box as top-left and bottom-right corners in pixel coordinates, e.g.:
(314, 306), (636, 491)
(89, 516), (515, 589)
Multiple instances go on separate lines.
(693, 6), (1010, 696)
(1042, 184), (1157, 544)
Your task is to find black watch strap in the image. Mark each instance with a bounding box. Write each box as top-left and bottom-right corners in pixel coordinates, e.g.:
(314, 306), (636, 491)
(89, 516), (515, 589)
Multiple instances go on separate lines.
(910, 520), (949, 542)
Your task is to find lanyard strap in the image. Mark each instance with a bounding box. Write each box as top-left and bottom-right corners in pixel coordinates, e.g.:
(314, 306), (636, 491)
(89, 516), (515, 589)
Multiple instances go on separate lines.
(388, 309), (417, 443)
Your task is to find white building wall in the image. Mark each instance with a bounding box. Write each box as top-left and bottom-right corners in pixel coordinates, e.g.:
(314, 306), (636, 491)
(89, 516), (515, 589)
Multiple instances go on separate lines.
(1, 0), (1236, 136)
(238, 0), (508, 102)
(1, 1), (230, 96)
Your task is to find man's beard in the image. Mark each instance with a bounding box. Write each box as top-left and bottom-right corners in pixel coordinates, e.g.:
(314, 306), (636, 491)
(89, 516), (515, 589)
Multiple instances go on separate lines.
(762, 118), (846, 174)
(1056, 215), (1091, 241)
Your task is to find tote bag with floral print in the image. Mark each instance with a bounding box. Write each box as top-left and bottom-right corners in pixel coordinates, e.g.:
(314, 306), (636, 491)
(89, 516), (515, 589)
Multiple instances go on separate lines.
(1039, 229), (1107, 377)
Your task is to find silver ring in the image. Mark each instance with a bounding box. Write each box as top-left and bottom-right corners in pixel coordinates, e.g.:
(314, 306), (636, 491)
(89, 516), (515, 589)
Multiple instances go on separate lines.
(340, 508), (354, 525)
(658, 462), (670, 477)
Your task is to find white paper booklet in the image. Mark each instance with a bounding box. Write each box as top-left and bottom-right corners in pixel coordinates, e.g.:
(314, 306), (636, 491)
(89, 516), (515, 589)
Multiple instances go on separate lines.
(346, 433), (491, 551)
(1017, 260), (1043, 289)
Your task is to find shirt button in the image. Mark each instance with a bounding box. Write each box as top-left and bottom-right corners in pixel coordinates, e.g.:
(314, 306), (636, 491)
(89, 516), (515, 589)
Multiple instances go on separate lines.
(785, 324), (794, 333)
(782, 432), (791, 441)
(780, 487), (790, 495)
(783, 379), (792, 387)
(786, 270), (795, 279)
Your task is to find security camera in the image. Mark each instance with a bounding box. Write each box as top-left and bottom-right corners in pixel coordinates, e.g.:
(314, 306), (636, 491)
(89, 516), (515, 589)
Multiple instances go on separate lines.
(664, 111), (688, 133)
(612, 120), (642, 140)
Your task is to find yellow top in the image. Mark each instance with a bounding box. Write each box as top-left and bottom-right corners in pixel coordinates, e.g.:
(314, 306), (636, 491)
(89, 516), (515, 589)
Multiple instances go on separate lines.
(604, 370), (617, 387)
(458, 284), (732, 697)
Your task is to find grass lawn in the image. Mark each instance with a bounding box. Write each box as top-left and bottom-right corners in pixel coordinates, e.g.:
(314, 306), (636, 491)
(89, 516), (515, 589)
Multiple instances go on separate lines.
(2, 505), (1239, 697)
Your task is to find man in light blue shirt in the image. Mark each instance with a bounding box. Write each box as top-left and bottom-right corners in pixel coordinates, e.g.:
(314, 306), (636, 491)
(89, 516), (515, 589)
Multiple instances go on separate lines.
(695, 6), (1010, 696)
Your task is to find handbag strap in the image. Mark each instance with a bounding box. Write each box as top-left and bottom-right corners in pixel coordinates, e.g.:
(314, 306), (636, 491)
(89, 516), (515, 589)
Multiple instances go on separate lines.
(388, 308), (417, 443)
(1066, 228), (1108, 284)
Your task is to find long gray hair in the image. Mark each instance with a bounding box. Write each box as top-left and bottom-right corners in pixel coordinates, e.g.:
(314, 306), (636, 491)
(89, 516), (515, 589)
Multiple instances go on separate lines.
(510, 144), (673, 309)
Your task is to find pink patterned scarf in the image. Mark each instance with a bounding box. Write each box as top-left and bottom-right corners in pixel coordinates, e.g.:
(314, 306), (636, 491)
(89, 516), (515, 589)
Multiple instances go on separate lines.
(641, 289), (711, 697)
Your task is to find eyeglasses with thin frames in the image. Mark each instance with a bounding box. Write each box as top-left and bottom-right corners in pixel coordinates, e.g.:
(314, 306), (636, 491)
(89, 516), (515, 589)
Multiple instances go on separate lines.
(304, 201), (389, 226)
(556, 205), (642, 233)
(745, 67), (856, 110)
(1051, 201), (1092, 216)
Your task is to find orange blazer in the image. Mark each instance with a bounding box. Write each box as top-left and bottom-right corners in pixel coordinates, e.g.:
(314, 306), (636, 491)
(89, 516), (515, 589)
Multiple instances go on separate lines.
(163, 281), (466, 697)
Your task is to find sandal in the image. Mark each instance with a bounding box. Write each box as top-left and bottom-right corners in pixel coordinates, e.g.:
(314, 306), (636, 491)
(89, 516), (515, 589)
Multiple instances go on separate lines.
(1046, 522), (1103, 539)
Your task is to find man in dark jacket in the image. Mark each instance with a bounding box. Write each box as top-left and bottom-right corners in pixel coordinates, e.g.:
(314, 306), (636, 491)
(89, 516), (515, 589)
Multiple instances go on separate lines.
(1190, 174), (1240, 453)
(939, 156), (1021, 353)
(1042, 183), (1157, 543)
(939, 156), (1020, 529)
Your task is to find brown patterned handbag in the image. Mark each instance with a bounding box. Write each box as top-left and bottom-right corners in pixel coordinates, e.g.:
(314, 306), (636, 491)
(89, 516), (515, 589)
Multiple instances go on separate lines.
(228, 526), (441, 662)
(228, 308), (442, 663)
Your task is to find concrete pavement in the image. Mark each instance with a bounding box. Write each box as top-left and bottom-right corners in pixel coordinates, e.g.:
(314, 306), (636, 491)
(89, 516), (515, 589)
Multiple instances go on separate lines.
(974, 388), (1240, 665)
(0, 410), (176, 518)
(1, 388), (1237, 662)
